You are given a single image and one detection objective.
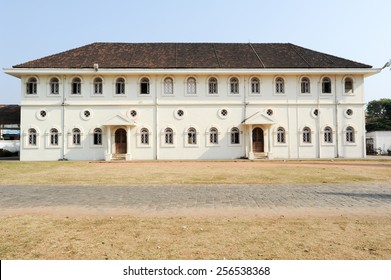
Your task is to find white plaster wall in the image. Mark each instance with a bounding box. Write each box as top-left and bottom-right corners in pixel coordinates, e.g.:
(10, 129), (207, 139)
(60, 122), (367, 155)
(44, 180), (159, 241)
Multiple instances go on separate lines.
(18, 72), (367, 161)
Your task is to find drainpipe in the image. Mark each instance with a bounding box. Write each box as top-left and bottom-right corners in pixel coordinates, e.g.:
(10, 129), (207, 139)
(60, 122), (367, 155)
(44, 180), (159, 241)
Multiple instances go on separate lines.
(60, 76), (67, 161)
(243, 77), (248, 158)
(334, 75), (339, 158)
(155, 75), (159, 160)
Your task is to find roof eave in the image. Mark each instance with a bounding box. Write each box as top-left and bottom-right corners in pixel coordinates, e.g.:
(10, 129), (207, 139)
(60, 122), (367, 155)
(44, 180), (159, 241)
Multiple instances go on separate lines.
(3, 67), (380, 77)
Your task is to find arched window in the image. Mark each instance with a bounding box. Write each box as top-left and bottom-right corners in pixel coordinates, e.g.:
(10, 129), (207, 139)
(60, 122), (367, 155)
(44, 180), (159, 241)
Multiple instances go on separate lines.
(187, 77), (196, 94)
(50, 128), (59, 146)
(277, 127), (285, 143)
(208, 77), (218, 94)
(93, 77), (103, 94)
(50, 77), (59, 95)
(303, 127), (311, 143)
(141, 128), (149, 144)
(230, 77), (239, 94)
(71, 78), (81, 95)
(115, 78), (125, 94)
(324, 126), (333, 143)
(140, 78), (150, 94)
(209, 127), (218, 144)
(322, 77), (332, 93)
(26, 77), (37, 95)
(28, 128), (37, 145)
(346, 126), (355, 143)
(164, 128), (173, 144)
(72, 128), (81, 145)
(187, 127), (197, 145)
(345, 78), (353, 94)
(301, 77), (310, 94)
(93, 128), (102, 145)
(251, 77), (260, 94)
(275, 77), (284, 94)
(230, 127), (240, 144)
(164, 77), (173, 94)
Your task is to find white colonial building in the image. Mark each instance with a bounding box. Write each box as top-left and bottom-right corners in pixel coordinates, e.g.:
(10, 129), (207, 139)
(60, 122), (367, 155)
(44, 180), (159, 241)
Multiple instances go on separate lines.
(4, 43), (379, 161)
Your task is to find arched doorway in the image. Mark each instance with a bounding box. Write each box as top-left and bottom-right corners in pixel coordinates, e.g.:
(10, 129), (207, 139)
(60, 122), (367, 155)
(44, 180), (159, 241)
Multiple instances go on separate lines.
(252, 127), (264, 153)
(115, 128), (127, 154)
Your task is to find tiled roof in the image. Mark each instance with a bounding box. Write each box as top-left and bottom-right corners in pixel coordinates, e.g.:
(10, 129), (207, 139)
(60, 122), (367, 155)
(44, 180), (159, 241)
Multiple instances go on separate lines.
(0, 105), (20, 125)
(13, 42), (372, 69)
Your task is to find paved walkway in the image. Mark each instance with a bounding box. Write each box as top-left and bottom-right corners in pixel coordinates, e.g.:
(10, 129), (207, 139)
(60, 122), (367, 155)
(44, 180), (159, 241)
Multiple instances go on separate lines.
(0, 184), (390, 217)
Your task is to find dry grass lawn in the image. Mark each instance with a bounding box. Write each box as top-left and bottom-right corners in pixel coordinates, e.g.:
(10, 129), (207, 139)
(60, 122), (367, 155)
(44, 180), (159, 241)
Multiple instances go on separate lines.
(0, 215), (390, 260)
(0, 159), (390, 185)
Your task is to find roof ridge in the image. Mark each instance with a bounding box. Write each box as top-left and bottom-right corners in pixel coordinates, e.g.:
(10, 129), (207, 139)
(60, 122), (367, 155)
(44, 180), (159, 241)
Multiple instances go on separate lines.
(249, 43), (265, 68)
(288, 43), (311, 67)
(212, 43), (221, 68)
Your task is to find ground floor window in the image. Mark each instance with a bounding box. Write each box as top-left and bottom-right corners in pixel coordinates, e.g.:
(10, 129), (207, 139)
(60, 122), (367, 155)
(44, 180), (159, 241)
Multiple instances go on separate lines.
(93, 128), (102, 145)
(230, 127), (240, 144)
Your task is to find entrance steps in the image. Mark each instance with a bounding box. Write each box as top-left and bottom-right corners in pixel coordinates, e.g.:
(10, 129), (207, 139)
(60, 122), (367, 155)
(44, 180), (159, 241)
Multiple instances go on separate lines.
(112, 154), (126, 161)
(253, 152), (268, 159)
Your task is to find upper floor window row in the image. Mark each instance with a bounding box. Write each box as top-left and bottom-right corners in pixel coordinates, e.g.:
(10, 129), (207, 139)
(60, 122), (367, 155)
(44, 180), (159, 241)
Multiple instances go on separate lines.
(25, 76), (355, 96)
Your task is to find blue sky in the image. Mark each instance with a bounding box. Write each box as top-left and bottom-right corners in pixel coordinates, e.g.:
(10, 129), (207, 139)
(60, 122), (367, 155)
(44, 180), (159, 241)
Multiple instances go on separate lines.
(0, 0), (390, 104)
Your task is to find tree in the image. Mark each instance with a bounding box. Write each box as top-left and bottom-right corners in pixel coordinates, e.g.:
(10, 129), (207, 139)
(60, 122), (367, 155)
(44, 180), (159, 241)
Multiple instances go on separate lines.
(366, 98), (391, 132)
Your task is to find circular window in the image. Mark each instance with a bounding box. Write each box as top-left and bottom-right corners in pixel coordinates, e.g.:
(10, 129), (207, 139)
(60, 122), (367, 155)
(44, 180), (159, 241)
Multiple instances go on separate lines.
(80, 109), (93, 120)
(266, 109), (273, 116)
(218, 108), (229, 119)
(312, 109), (319, 118)
(174, 108), (185, 120)
(36, 109), (48, 120)
(346, 109), (353, 117)
(130, 110), (137, 117)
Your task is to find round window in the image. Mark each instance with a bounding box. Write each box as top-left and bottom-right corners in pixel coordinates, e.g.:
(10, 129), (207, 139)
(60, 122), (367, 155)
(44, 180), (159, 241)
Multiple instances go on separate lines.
(130, 110), (137, 117)
(266, 109), (273, 116)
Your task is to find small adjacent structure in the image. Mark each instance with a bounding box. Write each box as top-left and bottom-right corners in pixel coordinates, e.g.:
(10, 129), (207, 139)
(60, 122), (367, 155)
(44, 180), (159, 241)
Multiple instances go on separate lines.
(0, 105), (20, 154)
(366, 131), (391, 155)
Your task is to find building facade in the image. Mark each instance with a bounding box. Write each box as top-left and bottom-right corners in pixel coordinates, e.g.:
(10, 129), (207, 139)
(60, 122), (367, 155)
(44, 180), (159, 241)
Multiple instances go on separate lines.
(4, 43), (379, 161)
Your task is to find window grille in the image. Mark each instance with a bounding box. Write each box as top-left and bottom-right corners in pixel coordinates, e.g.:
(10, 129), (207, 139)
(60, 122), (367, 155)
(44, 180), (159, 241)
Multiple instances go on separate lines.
(275, 77), (284, 94)
(346, 127), (355, 143)
(187, 128), (197, 144)
(277, 127), (285, 143)
(93, 128), (102, 145)
(164, 128), (173, 144)
(187, 77), (196, 94)
(50, 128), (59, 145)
(71, 78), (81, 94)
(303, 127), (311, 143)
(115, 78), (125, 94)
(141, 128), (149, 145)
(93, 78), (103, 94)
(301, 77), (310, 93)
(251, 78), (260, 94)
(26, 77), (37, 95)
(230, 78), (239, 94)
(208, 78), (218, 94)
(50, 78), (59, 95)
(209, 127), (218, 144)
(164, 78), (173, 94)
(324, 127), (333, 143)
(230, 127), (240, 144)
(28, 128), (37, 145)
(72, 128), (81, 145)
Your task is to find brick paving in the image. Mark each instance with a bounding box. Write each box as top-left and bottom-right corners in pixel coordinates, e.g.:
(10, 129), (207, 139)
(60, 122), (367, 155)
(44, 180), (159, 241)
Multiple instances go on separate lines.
(0, 184), (390, 216)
